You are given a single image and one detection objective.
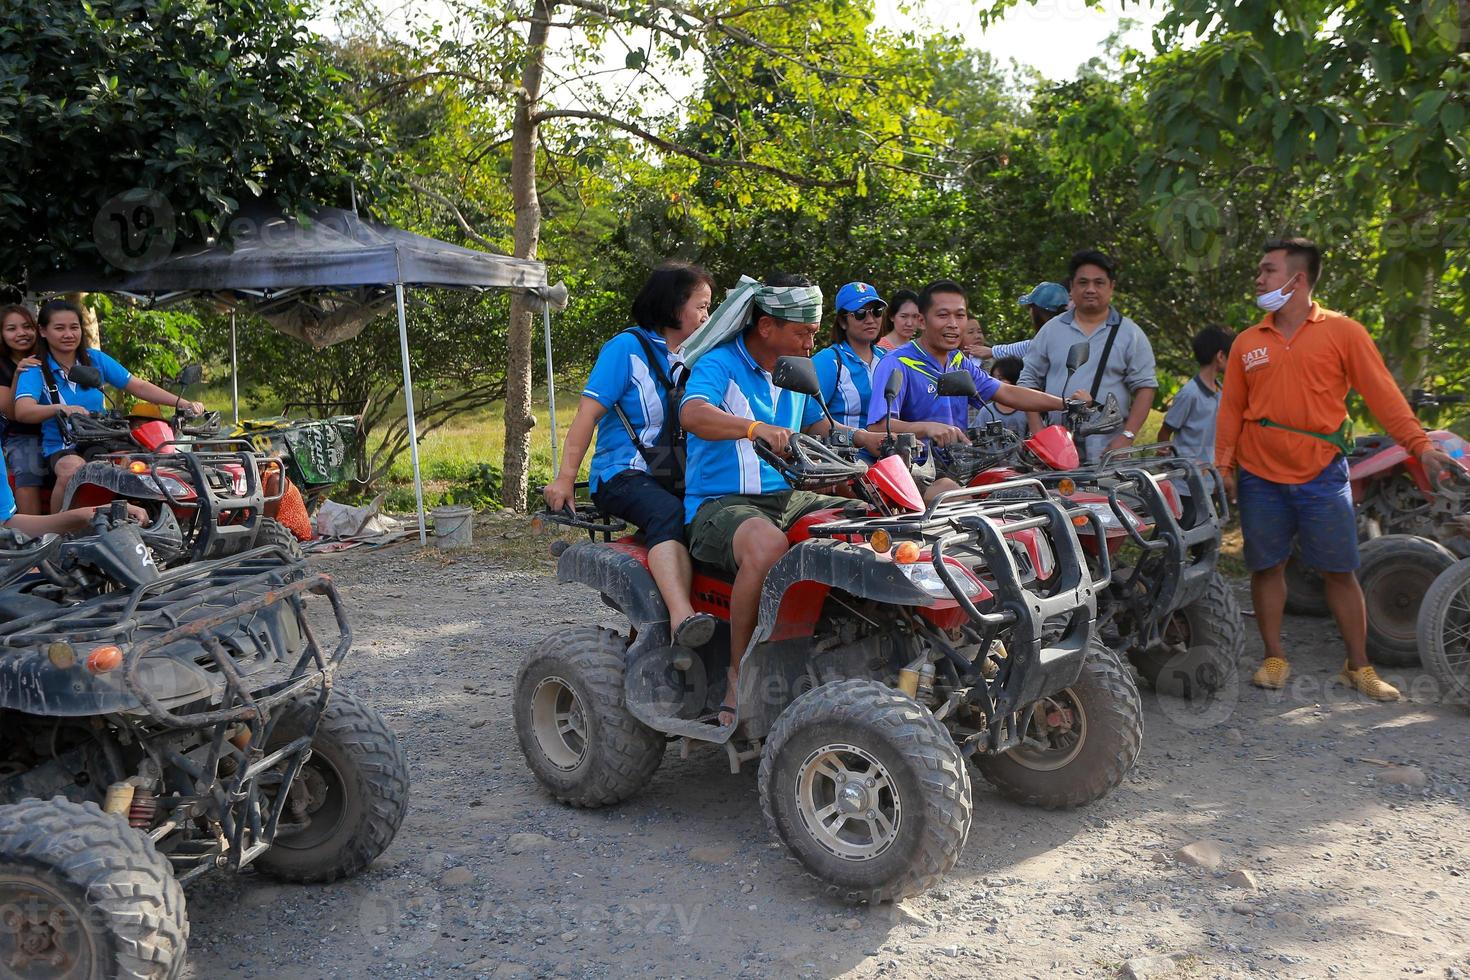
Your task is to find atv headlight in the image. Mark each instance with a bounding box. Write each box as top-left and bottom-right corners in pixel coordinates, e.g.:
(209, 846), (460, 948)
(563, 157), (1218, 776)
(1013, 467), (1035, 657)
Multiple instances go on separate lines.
(1075, 500), (1143, 533)
(897, 557), (987, 600)
(142, 474), (192, 497)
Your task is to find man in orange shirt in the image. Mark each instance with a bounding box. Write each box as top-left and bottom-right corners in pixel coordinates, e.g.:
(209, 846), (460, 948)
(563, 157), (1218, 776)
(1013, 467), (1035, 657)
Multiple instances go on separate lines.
(1216, 238), (1455, 701)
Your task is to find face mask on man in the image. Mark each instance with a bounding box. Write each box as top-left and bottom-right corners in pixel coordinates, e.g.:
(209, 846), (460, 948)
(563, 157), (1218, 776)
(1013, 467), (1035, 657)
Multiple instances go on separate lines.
(1255, 273), (1299, 312)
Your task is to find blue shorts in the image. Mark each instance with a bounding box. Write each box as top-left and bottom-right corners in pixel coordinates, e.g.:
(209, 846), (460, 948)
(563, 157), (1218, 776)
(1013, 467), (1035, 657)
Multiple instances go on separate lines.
(590, 469), (685, 550)
(1238, 458), (1358, 573)
(3, 433), (46, 489)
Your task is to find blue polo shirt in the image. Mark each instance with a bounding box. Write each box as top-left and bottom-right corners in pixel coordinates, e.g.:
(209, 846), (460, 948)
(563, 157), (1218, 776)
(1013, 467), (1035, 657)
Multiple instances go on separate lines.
(812, 342), (878, 429)
(14, 350), (132, 458)
(0, 452), (15, 521)
(867, 341), (1001, 431)
(681, 336), (824, 522)
(581, 326), (679, 492)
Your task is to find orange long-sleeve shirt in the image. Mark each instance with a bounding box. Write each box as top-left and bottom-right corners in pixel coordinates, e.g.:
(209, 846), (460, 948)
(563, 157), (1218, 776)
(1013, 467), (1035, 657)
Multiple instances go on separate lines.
(1215, 303), (1431, 485)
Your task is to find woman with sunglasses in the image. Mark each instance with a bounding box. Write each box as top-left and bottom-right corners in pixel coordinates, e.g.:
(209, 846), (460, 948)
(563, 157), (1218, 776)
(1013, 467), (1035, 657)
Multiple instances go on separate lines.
(812, 281), (886, 428)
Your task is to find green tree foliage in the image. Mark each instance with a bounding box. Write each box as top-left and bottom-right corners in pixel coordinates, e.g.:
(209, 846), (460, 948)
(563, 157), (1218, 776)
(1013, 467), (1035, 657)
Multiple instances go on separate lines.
(0, 0), (388, 285)
(1129, 0), (1469, 390)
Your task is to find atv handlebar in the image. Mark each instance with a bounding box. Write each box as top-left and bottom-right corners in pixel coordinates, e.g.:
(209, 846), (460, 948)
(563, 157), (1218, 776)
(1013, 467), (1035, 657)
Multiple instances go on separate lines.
(754, 432), (870, 490)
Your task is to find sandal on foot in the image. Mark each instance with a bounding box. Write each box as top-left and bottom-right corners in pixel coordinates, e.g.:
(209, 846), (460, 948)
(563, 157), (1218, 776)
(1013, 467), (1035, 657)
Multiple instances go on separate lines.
(673, 612), (717, 648)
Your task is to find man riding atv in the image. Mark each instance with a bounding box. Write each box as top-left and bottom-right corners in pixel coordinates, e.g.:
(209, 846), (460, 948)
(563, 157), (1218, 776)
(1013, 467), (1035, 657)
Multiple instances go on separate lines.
(679, 274), (887, 727)
(865, 279), (1091, 503)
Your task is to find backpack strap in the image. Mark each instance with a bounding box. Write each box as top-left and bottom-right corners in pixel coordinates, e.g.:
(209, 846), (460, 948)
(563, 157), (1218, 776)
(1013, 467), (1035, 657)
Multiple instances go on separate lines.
(1088, 318), (1123, 401)
(619, 327), (673, 391)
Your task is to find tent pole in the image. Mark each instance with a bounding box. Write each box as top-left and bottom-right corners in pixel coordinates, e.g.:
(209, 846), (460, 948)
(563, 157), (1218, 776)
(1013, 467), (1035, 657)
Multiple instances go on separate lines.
(229, 312), (239, 424)
(542, 302), (559, 476)
(395, 283), (427, 545)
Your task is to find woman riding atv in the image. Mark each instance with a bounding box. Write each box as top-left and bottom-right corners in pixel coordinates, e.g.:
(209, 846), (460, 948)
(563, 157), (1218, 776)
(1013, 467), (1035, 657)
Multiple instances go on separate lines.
(543, 262), (719, 649)
(11, 299), (205, 514)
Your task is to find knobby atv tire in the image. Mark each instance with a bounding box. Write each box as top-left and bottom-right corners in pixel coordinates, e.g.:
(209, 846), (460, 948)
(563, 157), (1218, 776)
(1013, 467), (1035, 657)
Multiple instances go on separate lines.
(254, 517), (304, 560)
(1283, 551), (1331, 617)
(1418, 558), (1470, 703)
(0, 797), (187, 979)
(973, 642), (1142, 809)
(1358, 534), (1457, 667)
(1130, 571), (1244, 699)
(758, 679), (972, 904)
(255, 691), (410, 883)
(514, 626), (665, 807)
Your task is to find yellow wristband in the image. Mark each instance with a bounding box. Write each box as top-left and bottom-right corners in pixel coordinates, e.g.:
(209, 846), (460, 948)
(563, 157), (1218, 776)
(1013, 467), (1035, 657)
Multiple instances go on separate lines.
(746, 420), (760, 442)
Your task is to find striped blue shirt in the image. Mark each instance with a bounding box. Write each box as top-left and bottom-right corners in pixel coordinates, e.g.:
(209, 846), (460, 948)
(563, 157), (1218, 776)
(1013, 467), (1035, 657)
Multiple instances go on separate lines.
(581, 327), (679, 492)
(681, 336), (824, 522)
(812, 342), (879, 429)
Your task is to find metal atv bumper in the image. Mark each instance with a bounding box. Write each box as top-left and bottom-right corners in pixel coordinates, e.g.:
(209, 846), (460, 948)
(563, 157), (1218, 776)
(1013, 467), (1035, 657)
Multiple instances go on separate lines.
(1041, 449), (1224, 640)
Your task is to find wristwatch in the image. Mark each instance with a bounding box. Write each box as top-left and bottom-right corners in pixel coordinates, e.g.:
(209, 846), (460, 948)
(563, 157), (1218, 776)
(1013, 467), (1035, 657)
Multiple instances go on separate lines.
(1122, 429), (1136, 441)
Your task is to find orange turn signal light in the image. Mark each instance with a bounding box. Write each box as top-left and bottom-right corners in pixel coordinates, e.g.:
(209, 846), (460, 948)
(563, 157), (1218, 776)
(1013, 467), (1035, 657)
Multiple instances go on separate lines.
(1072, 514), (1090, 528)
(86, 645), (123, 674)
(1057, 478), (1076, 497)
(128, 460), (148, 474)
(894, 541), (922, 565)
(869, 529), (891, 555)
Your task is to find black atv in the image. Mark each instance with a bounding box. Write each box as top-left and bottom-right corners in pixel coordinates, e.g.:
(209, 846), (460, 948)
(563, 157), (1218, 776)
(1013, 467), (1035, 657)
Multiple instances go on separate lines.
(0, 505), (409, 978)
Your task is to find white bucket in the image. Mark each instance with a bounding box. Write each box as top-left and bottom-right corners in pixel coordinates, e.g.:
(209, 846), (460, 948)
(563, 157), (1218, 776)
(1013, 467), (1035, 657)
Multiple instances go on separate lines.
(430, 505), (474, 549)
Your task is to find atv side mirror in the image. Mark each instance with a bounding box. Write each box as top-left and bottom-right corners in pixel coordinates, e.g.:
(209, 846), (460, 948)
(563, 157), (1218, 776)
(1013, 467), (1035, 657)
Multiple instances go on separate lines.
(175, 364), (203, 388)
(937, 370), (977, 398)
(1065, 341), (1091, 373)
(883, 370), (903, 401)
(67, 364), (102, 389)
(773, 356), (822, 398)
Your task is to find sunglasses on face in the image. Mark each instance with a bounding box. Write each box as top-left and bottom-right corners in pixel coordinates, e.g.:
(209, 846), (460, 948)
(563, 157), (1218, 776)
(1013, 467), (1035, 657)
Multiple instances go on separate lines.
(848, 306), (886, 322)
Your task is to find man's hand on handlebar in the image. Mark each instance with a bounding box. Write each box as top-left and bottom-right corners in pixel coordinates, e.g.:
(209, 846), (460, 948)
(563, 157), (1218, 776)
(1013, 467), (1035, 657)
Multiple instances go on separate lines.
(543, 475), (577, 513)
(55, 404), (89, 418)
(752, 422), (796, 455)
(1420, 447), (1459, 488)
(90, 503), (150, 524)
(176, 400), (205, 417)
(913, 421), (969, 447)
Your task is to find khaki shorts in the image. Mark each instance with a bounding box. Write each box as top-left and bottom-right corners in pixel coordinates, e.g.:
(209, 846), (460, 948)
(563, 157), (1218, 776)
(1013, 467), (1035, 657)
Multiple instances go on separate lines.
(687, 491), (845, 576)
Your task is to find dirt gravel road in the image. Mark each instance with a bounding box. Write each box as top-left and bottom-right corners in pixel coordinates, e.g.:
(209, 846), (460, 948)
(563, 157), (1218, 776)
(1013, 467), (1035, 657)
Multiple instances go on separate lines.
(181, 522), (1470, 980)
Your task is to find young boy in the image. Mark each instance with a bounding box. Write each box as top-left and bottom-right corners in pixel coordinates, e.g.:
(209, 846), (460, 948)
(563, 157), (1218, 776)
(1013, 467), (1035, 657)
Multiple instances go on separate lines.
(970, 356), (1031, 440)
(1159, 326), (1235, 498)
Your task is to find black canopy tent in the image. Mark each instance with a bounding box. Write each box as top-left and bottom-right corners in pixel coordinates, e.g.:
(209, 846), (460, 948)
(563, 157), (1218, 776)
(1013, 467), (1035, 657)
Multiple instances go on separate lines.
(33, 207), (561, 544)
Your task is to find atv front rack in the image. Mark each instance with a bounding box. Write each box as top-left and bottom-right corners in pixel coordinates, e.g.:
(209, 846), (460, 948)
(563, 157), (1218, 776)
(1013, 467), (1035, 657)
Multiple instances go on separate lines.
(810, 478), (1113, 741)
(1038, 450), (1223, 646)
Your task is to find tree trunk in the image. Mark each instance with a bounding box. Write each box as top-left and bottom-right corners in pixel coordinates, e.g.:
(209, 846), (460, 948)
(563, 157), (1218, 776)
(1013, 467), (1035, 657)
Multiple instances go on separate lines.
(63, 292), (101, 348)
(501, 0), (551, 512)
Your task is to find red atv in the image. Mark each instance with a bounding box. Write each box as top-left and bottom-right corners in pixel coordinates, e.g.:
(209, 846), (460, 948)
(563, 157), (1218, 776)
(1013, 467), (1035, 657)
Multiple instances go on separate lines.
(517, 356), (1142, 903)
(1284, 389), (1470, 665)
(928, 351), (1244, 703)
(56, 365), (296, 566)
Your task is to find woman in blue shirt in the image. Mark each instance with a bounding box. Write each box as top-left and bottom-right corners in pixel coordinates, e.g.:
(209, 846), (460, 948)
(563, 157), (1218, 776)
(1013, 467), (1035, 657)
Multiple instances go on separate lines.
(812, 281), (886, 428)
(543, 263), (717, 648)
(13, 300), (205, 514)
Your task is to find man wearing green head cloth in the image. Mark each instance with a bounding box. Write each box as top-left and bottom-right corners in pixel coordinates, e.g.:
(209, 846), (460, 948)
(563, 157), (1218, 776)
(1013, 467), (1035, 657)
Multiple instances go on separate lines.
(681, 273), (887, 729)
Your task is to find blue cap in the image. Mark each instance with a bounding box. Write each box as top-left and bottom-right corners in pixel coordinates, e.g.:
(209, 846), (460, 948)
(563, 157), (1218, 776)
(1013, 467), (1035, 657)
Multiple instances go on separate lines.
(1018, 281), (1069, 312)
(835, 281), (885, 313)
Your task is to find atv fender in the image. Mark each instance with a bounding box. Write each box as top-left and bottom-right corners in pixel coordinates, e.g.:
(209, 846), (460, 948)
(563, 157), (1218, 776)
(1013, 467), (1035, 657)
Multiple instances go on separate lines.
(62, 461), (173, 508)
(555, 540), (670, 646)
(750, 538), (932, 647)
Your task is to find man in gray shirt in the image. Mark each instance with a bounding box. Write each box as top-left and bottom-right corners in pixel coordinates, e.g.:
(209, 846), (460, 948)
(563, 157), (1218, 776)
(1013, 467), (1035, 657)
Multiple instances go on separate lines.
(1019, 250), (1158, 462)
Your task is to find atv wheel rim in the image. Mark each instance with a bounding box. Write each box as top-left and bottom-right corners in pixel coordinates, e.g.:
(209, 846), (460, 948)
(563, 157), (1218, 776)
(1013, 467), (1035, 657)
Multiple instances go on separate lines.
(1010, 691), (1087, 771)
(0, 876), (97, 978)
(1439, 576), (1470, 682)
(531, 676), (588, 771)
(795, 743), (902, 861)
(1368, 566), (1437, 645)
